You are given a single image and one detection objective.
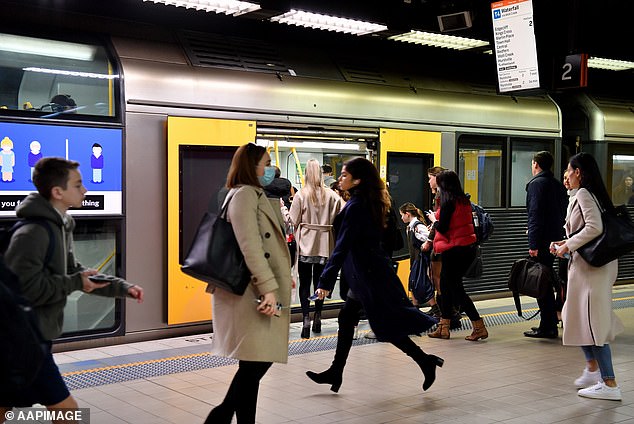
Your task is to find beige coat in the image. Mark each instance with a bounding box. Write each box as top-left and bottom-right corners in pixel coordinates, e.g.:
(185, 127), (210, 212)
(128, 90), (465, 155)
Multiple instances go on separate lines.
(562, 188), (624, 346)
(289, 188), (341, 258)
(210, 185), (292, 363)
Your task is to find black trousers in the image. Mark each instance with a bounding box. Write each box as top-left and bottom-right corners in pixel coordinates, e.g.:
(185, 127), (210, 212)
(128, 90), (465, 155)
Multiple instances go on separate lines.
(534, 249), (558, 331)
(206, 360), (272, 424)
(438, 245), (481, 321)
(298, 261), (325, 315)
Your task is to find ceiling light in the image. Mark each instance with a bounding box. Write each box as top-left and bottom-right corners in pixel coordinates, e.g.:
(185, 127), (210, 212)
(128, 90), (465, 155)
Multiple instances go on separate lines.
(256, 139), (362, 151)
(270, 9), (388, 35)
(587, 57), (634, 71)
(389, 31), (488, 50)
(23, 67), (120, 80)
(0, 34), (96, 61)
(142, 0), (260, 16)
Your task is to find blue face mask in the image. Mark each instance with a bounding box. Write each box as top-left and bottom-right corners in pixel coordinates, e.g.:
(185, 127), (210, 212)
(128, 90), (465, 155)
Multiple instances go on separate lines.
(258, 166), (276, 186)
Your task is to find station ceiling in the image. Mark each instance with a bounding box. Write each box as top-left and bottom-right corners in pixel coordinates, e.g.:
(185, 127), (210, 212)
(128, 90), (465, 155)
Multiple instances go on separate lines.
(2, 0), (633, 96)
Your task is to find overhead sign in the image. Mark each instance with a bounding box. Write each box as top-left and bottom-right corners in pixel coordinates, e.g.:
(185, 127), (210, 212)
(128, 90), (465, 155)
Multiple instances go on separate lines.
(555, 53), (588, 90)
(0, 121), (122, 216)
(491, 0), (540, 93)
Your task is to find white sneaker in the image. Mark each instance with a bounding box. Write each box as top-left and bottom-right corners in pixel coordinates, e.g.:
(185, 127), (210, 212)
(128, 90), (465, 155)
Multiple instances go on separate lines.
(364, 330), (377, 339)
(574, 368), (601, 388)
(578, 381), (622, 401)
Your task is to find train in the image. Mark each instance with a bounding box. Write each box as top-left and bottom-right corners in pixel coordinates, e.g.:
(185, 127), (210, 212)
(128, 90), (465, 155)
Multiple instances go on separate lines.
(0, 2), (633, 349)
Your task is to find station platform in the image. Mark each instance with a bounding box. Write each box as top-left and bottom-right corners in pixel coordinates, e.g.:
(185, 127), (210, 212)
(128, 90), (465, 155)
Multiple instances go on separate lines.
(31, 287), (634, 423)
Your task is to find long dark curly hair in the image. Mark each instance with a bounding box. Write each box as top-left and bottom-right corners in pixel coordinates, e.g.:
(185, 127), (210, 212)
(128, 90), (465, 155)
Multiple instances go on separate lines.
(343, 157), (391, 229)
(435, 170), (470, 208)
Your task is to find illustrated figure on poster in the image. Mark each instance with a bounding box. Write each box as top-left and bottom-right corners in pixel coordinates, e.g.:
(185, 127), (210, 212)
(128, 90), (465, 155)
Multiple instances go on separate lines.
(91, 143), (104, 183)
(28, 140), (42, 182)
(0, 136), (15, 182)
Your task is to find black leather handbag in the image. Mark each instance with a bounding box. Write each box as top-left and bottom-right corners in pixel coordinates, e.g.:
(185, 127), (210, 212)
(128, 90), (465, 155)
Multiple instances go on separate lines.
(572, 194), (634, 267)
(182, 194), (251, 295)
(507, 257), (553, 317)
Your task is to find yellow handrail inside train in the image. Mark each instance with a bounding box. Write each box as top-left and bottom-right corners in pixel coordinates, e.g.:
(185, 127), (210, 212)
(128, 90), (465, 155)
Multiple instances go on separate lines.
(274, 140), (280, 168)
(290, 147), (303, 186)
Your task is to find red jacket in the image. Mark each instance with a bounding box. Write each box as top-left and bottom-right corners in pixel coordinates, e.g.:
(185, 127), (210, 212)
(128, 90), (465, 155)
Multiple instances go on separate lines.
(433, 201), (476, 253)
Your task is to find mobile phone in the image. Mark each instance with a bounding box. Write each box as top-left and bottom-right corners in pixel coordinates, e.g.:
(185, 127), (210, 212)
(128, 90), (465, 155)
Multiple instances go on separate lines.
(88, 274), (115, 283)
(307, 292), (320, 301)
(253, 298), (283, 317)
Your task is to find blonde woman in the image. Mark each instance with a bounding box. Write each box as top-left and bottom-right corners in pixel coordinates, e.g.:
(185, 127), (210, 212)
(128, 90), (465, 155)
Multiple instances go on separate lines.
(290, 159), (341, 338)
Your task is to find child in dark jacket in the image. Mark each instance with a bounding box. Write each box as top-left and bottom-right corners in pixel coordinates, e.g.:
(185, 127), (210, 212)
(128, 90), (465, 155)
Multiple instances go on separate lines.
(1, 157), (143, 415)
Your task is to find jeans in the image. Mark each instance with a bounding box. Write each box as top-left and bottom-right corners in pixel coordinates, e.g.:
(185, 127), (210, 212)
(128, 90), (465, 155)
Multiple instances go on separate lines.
(438, 245), (481, 321)
(581, 344), (615, 380)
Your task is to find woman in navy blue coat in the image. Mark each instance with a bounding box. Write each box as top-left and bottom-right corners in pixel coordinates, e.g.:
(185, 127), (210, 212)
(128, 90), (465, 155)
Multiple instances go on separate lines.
(306, 158), (441, 393)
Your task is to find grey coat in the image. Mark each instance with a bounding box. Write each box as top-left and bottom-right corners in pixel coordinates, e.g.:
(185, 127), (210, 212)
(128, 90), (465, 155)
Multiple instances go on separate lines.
(211, 185), (292, 363)
(5, 193), (132, 341)
(562, 188), (624, 346)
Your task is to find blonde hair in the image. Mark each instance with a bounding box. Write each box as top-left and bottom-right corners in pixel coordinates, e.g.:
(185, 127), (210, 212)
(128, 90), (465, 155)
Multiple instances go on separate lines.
(302, 159), (326, 206)
(1, 137), (13, 149)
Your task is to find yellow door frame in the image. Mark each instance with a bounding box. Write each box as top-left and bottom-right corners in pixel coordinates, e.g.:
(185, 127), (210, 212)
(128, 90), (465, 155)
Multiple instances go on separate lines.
(167, 116), (256, 325)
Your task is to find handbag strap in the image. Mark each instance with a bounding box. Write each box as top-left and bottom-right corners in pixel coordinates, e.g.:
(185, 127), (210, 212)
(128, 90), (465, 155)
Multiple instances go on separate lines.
(568, 190), (602, 238)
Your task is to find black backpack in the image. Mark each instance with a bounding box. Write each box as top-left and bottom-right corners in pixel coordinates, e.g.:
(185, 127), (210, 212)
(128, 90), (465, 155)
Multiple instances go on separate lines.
(0, 219), (54, 396)
(471, 202), (494, 244)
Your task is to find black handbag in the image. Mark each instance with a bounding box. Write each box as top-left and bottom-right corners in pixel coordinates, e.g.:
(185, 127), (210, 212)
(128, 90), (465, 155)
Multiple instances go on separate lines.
(181, 194), (251, 295)
(507, 257), (553, 317)
(572, 195), (634, 267)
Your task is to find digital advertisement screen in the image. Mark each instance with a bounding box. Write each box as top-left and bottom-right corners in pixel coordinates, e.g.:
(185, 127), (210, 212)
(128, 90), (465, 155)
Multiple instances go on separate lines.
(0, 121), (122, 216)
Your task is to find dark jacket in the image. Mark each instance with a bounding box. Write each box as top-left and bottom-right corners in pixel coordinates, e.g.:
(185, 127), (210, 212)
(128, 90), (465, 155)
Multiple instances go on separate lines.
(5, 193), (132, 341)
(526, 170), (567, 250)
(318, 191), (436, 342)
(264, 177), (292, 209)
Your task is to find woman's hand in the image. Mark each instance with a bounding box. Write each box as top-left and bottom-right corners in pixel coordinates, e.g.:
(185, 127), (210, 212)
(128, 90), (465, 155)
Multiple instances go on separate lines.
(257, 292), (278, 317)
(551, 242), (570, 258)
(315, 288), (330, 300)
(549, 240), (565, 255)
(426, 211), (437, 223)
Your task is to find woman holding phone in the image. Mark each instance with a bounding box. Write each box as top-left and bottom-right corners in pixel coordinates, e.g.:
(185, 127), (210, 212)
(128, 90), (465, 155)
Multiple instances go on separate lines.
(306, 158), (440, 394)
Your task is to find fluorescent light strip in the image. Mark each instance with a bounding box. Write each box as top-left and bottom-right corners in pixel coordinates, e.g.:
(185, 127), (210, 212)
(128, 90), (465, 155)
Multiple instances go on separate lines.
(23, 67), (120, 80)
(588, 57), (634, 71)
(256, 139), (362, 151)
(0, 34), (96, 61)
(142, 0), (260, 16)
(389, 30), (488, 50)
(270, 9), (388, 35)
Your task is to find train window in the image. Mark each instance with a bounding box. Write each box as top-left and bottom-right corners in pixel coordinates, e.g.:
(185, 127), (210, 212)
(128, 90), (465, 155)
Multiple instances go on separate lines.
(0, 33), (119, 119)
(61, 219), (123, 337)
(610, 154), (634, 206)
(510, 139), (555, 207)
(458, 137), (504, 207)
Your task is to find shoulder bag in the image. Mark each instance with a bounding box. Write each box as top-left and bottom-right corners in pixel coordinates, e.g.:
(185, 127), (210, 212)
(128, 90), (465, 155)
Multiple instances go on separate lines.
(572, 194), (634, 267)
(507, 257), (553, 317)
(181, 192), (251, 295)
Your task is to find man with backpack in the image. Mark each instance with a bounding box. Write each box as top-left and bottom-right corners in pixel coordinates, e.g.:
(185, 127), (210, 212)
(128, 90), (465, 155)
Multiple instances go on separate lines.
(524, 151), (567, 338)
(1, 157), (144, 418)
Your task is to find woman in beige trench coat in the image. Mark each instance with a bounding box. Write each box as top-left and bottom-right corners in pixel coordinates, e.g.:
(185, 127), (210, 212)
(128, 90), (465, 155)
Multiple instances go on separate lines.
(205, 143), (292, 424)
(551, 152), (624, 401)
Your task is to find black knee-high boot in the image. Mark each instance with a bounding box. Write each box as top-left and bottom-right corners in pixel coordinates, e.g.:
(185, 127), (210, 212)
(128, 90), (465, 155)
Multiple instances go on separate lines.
(312, 299), (323, 333)
(205, 361), (271, 424)
(392, 337), (444, 391)
(306, 320), (354, 392)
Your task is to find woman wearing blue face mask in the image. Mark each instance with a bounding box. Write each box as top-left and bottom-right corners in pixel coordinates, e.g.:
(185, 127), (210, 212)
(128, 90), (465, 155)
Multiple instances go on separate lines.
(289, 159), (342, 338)
(205, 143), (292, 424)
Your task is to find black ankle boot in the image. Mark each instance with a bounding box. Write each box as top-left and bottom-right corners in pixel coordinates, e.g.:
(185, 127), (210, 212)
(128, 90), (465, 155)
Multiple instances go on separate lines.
(312, 311), (322, 333)
(420, 355), (444, 391)
(204, 404), (233, 424)
(301, 314), (310, 339)
(306, 367), (343, 393)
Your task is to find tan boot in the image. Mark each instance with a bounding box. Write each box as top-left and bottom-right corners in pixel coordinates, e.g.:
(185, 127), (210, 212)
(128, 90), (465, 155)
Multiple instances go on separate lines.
(465, 319), (488, 341)
(428, 318), (451, 339)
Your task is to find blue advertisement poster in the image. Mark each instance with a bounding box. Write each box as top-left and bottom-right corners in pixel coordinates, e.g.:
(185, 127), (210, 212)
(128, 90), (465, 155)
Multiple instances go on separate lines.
(0, 121), (122, 216)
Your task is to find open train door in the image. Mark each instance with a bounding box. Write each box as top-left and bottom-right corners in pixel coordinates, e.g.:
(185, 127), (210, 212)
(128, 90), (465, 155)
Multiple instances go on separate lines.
(378, 128), (442, 291)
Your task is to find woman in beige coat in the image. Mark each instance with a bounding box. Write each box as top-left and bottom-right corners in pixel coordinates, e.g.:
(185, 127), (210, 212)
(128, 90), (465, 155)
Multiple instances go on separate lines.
(205, 143), (292, 424)
(551, 152), (624, 401)
(289, 159), (341, 338)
